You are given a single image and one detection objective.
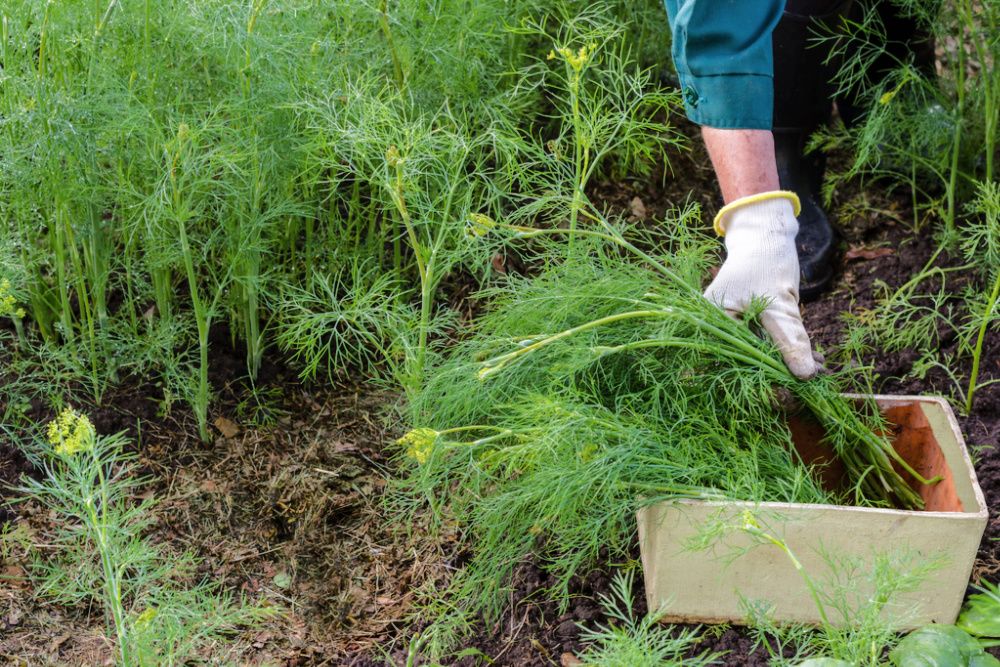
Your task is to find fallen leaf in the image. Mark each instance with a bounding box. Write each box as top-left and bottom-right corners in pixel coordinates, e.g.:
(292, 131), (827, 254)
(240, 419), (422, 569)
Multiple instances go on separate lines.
(561, 653), (583, 667)
(630, 196), (647, 220)
(491, 252), (507, 275)
(213, 416), (240, 438)
(272, 571), (292, 589)
(844, 246), (894, 261)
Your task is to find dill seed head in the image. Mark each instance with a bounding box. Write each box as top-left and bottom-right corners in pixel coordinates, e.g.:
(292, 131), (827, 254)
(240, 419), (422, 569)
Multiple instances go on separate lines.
(549, 42), (597, 72)
(47, 408), (96, 458)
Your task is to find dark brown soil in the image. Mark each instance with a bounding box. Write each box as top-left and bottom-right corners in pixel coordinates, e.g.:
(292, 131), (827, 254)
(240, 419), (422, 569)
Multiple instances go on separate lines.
(1, 126), (997, 665)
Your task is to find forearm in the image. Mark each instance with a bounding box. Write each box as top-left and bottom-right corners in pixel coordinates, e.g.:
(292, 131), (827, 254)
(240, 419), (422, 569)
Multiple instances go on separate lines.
(702, 128), (780, 203)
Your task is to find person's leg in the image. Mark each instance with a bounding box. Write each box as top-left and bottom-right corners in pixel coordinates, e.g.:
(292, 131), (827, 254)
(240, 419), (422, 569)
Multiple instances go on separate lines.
(772, 0), (854, 301)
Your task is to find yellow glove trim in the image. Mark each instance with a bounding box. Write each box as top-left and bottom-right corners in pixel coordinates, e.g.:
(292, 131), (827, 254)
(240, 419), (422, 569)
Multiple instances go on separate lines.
(712, 190), (802, 236)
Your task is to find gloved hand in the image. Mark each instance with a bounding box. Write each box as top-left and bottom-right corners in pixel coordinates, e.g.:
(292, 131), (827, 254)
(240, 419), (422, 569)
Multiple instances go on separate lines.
(704, 191), (819, 380)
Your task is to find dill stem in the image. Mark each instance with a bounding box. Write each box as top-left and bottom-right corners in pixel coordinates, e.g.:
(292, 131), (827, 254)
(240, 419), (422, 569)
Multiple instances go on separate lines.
(87, 452), (130, 664)
(568, 71), (584, 253)
(744, 523), (833, 630)
(481, 309), (666, 374)
(379, 0), (404, 91)
(946, 12), (967, 234)
(965, 270), (1000, 413)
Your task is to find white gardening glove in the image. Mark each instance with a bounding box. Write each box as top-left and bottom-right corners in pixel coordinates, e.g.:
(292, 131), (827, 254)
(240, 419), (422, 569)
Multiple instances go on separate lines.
(704, 191), (818, 380)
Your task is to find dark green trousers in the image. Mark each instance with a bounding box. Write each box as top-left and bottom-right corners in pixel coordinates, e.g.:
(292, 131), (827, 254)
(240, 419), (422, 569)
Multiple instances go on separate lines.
(662, 0), (786, 129)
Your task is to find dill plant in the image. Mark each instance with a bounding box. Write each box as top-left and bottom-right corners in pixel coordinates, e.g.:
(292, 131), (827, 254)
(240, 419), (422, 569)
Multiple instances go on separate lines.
(13, 408), (271, 664)
(736, 514), (944, 666)
(0, 0), (676, 432)
(575, 570), (721, 666)
(395, 207), (934, 641)
(815, 0), (998, 232)
(814, 1), (999, 412)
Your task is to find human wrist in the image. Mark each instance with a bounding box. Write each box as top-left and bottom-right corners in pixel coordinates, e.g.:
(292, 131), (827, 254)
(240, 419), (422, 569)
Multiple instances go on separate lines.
(713, 190), (801, 236)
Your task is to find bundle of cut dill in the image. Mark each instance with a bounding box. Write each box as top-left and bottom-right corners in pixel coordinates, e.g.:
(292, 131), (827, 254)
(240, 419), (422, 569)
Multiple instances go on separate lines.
(396, 209), (932, 619)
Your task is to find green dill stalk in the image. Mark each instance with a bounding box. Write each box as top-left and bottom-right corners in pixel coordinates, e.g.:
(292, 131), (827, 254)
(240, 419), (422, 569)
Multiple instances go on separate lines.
(48, 202), (76, 346)
(385, 145), (450, 397)
(379, 0), (405, 91)
(965, 270), (1000, 413)
(568, 63), (587, 253)
(740, 512), (832, 629)
(945, 9), (967, 235)
(386, 150), (424, 382)
(170, 126), (211, 442)
(484, 211), (934, 509)
(87, 448), (131, 665)
(954, 0), (996, 185)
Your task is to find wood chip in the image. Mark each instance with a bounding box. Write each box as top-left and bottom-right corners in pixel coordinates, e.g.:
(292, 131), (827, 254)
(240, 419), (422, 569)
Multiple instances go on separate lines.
(561, 652), (583, 666)
(214, 416), (240, 438)
(630, 196), (648, 220)
(844, 246), (894, 261)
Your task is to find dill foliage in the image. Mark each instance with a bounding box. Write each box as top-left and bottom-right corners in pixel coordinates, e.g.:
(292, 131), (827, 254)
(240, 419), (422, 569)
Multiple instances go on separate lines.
(395, 211), (927, 622)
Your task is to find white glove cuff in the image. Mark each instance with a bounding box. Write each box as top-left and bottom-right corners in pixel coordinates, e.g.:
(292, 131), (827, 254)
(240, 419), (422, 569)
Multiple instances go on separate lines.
(713, 190), (802, 236)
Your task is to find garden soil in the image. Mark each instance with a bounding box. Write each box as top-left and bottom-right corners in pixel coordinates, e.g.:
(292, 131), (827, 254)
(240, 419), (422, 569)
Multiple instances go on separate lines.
(1, 131), (998, 665)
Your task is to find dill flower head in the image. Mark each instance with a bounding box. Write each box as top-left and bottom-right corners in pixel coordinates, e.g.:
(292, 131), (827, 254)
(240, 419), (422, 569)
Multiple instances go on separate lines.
(548, 42), (597, 72)
(0, 278), (24, 320)
(397, 427), (439, 464)
(465, 212), (496, 238)
(47, 408), (96, 458)
(134, 607), (158, 629)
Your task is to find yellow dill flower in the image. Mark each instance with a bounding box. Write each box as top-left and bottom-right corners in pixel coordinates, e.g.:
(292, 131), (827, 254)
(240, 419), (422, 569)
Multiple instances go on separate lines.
(397, 427), (439, 464)
(0, 278), (23, 319)
(134, 607), (158, 629)
(47, 408), (96, 458)
(550, 42), (595, 72)
(466, 212), (496, 238)
(879, 79), (906, 106)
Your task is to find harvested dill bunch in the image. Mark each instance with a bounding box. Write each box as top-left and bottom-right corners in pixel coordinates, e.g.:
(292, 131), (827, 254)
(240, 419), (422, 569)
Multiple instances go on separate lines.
(396, 209), (932, 620)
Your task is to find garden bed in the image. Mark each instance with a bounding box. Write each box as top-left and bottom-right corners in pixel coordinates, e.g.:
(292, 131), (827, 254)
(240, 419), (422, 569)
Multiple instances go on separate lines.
(1, 151), (998, 666)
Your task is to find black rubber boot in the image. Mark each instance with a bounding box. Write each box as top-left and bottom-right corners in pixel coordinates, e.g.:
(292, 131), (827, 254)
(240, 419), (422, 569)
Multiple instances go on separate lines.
(772, 0), (852, 301)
